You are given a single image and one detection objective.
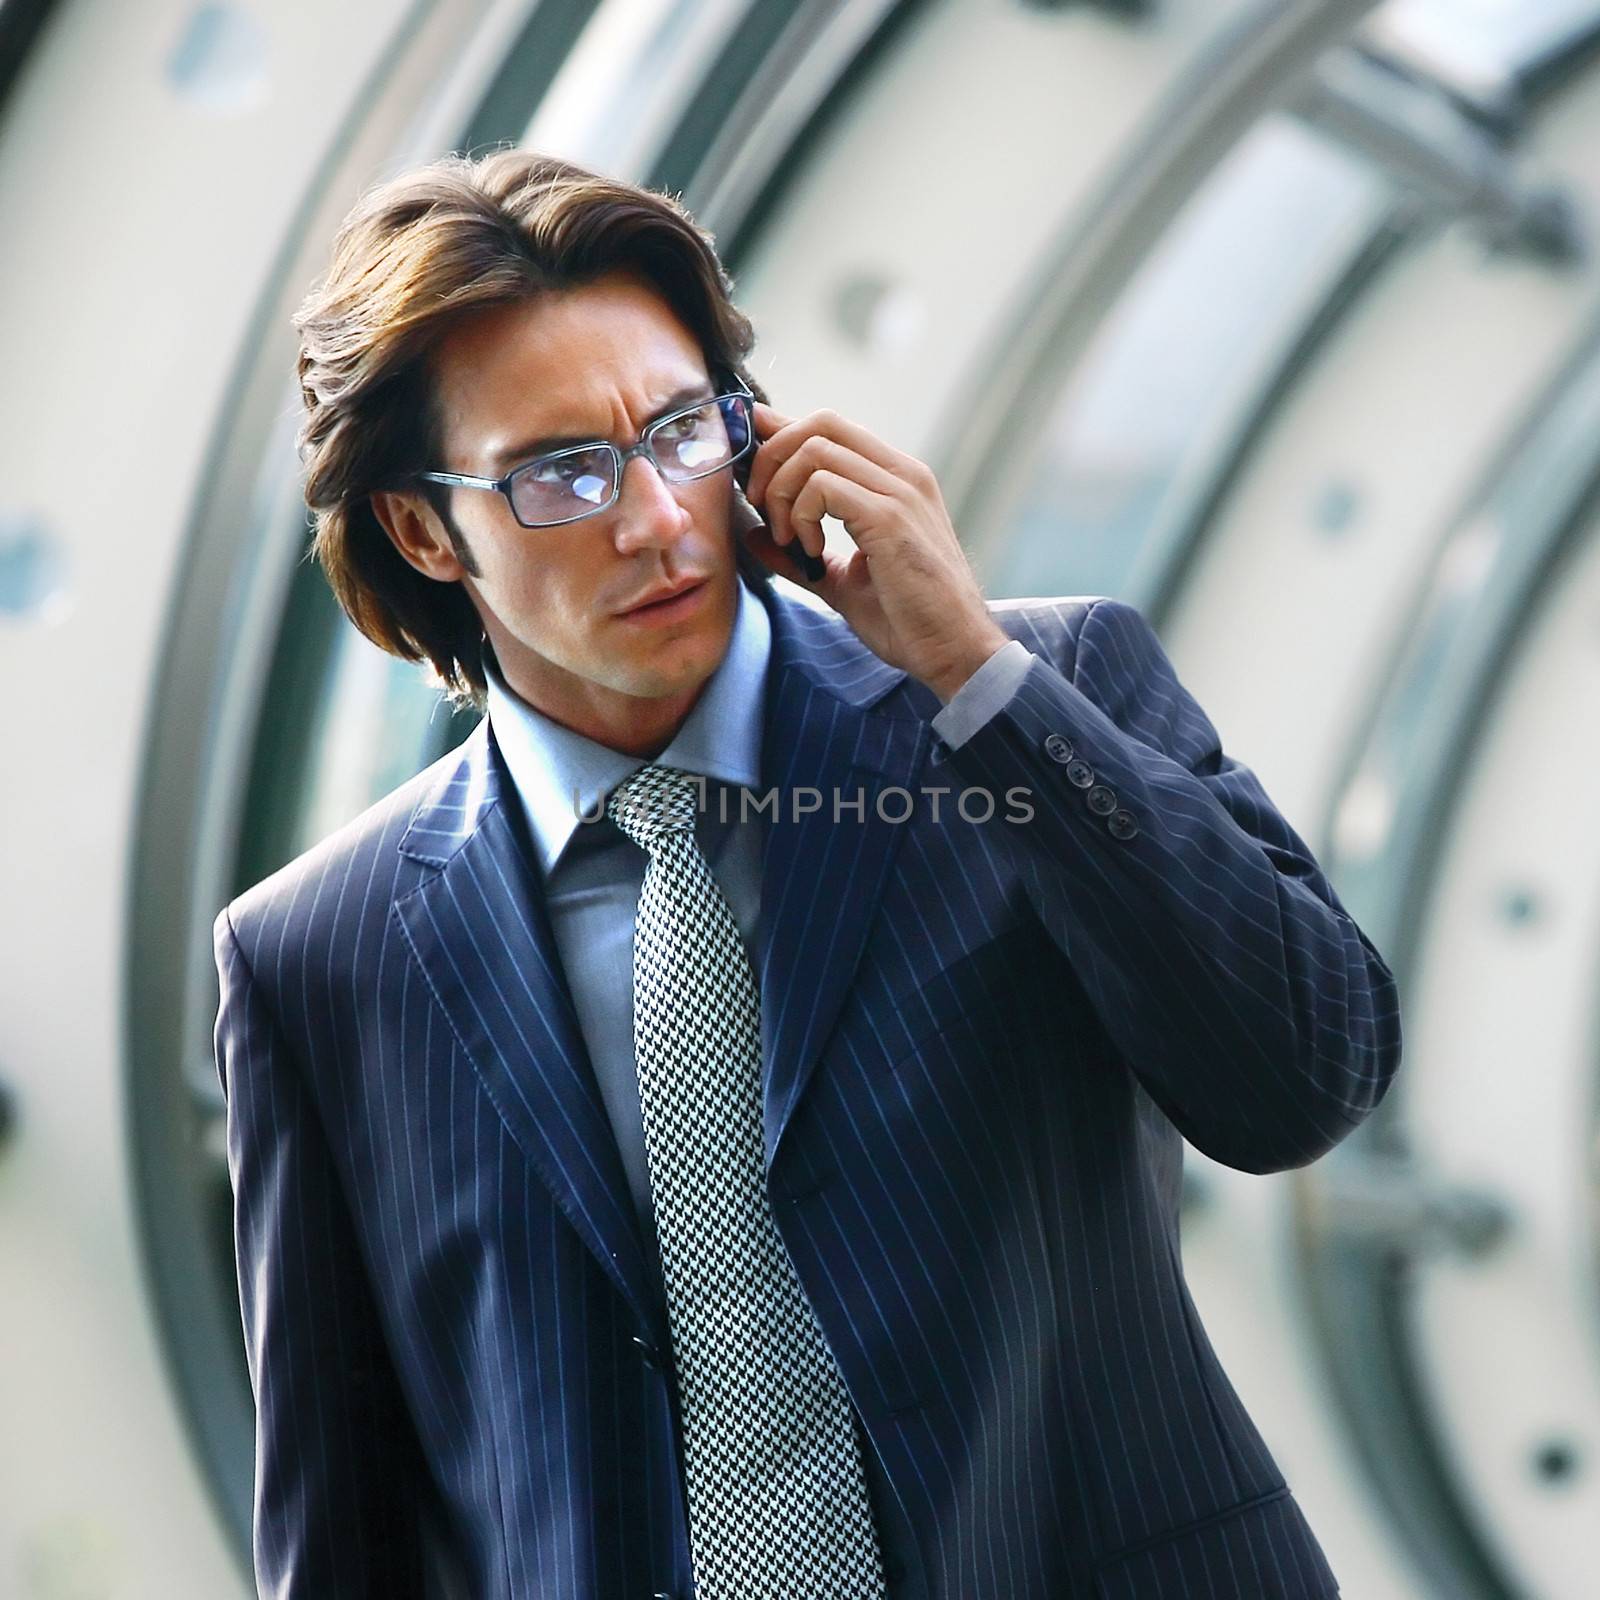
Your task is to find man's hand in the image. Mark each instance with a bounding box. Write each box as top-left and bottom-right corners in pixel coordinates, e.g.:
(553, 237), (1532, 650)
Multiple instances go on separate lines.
(739, 400), (1010, 703)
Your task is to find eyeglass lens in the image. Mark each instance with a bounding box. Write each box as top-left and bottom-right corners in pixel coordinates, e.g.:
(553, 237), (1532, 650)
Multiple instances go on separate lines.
(507, 395), (751, 525)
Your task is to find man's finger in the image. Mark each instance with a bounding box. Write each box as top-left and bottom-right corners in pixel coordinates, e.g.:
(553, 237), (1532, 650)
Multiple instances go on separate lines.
(761, 435), (901, 555)
(746, 400), (923, 511)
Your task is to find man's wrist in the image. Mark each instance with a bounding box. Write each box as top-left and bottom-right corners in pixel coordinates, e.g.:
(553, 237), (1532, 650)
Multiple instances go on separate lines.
(924, 625), (1013, 704)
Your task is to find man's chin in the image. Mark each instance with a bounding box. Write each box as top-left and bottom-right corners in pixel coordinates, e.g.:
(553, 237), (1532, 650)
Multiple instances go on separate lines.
(615, 608), (731, 696)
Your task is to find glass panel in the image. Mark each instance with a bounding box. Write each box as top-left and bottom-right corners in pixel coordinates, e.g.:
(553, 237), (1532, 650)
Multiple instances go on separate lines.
(977, 117), (1389, 603)
(1372, 0), (1600, 81)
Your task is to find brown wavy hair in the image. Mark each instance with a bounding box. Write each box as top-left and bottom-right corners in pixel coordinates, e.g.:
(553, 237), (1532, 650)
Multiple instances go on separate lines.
(292, 146), (771, 714)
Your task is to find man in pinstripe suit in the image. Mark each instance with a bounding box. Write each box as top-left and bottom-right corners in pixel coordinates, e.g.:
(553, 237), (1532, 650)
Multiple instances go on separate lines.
(213, 150), (1401, 1597)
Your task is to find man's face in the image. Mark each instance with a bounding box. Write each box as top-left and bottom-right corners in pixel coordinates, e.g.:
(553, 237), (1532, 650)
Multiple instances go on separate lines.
(376, 268), (742, 753)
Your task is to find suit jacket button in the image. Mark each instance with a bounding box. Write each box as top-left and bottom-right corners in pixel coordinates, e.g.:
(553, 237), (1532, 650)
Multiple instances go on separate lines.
(1087, 784), (1117, 815)
(1108, 808), (1139, 840)
(1043, 732), (1073, 763)
(631, 1333), (660, 1369)
(1064, 758), (1094, 788)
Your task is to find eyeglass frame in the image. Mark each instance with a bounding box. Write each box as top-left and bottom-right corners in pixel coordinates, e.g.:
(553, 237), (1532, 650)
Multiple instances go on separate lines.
(412, 376), (757, 529)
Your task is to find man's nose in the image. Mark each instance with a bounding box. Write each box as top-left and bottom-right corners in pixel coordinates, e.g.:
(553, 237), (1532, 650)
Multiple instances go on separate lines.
(611, 451), (692, 550)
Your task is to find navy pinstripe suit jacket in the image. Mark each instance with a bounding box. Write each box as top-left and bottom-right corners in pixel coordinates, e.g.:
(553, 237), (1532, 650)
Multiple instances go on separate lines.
(212, 581), (1401, 1599)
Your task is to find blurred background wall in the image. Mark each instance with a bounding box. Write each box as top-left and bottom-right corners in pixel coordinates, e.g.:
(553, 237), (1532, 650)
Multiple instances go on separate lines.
(2, 0), (1599, 1594)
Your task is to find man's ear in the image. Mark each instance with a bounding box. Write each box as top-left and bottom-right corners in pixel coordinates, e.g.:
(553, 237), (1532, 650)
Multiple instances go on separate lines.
(370, 488), (466, 582)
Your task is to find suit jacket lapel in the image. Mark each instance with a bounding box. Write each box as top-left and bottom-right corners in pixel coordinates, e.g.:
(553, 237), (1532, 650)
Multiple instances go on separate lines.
(392, 581), (934, 1337)
(750, 586), (933, 1171)
(393, 721), (668, 1339)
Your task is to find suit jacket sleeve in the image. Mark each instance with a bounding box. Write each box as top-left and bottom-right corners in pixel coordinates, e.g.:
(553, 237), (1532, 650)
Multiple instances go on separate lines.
(932, 596), (1402, 1175)
(213, 905), (429, 1596)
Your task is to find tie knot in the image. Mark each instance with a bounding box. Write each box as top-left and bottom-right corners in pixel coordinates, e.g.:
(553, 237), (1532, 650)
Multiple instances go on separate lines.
(606, 764), (703, 849)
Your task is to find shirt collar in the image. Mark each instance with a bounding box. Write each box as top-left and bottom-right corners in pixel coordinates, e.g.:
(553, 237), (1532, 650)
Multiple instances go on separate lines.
(484, 573), (772, 876)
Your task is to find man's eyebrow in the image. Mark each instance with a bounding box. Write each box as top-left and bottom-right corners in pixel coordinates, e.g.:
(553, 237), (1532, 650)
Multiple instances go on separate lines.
(488, 381), (718, 472)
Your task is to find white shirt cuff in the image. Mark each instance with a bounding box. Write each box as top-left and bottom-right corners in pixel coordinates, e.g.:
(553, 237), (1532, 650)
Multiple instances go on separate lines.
(930, 639), (1036, 751)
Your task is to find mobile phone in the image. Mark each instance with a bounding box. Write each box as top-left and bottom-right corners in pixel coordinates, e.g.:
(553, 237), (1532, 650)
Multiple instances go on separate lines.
(791, 545), (827, 582)
(732, 471), (826, 582)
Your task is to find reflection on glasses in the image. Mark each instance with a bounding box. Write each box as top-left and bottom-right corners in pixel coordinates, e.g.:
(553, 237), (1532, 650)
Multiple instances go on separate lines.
(416, 392), (755, 529)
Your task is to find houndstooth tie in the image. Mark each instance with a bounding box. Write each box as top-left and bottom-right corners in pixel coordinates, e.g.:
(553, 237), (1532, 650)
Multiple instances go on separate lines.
(607, 763), (888, 1600)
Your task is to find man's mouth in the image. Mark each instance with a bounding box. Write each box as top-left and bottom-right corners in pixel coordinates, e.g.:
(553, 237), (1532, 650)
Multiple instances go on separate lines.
(616, 576), (710, 620)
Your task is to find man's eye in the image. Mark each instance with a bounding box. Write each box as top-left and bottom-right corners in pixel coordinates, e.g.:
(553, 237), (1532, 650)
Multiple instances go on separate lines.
(532, 452), (599, 483)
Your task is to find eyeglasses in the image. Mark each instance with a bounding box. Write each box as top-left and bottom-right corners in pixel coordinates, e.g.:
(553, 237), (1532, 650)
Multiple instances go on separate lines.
(416, 387), (756, 529)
